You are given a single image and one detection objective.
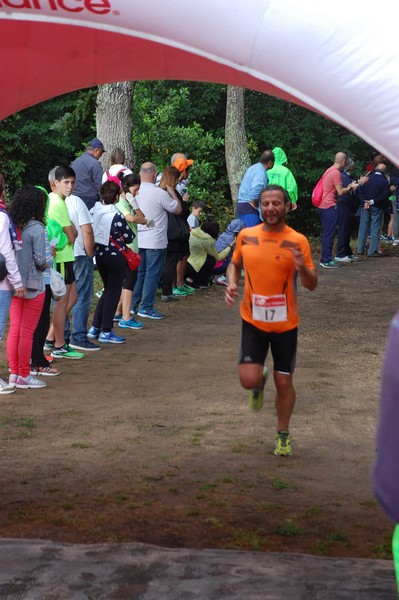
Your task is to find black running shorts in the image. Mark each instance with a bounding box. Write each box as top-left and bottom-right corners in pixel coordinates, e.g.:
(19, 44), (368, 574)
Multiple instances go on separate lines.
(56, 261), (75, 285)
(238, 319), (298, 374)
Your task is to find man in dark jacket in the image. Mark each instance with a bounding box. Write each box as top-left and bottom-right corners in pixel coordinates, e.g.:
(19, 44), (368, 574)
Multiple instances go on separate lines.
(357, 162), (390, 257)
(70, 139), (105, 210)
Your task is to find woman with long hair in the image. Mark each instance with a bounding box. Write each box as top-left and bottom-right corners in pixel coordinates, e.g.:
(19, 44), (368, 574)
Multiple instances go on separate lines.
(114, 173), (151, 329)
(7, 185), (47, 389)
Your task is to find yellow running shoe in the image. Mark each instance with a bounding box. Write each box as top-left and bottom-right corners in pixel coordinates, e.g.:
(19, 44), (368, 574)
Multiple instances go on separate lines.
(248, 367), (268, 412)
(274, 430), (292, 456)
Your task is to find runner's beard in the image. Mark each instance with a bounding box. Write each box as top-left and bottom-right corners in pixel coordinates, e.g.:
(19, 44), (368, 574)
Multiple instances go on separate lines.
(262, 211), (286, 227)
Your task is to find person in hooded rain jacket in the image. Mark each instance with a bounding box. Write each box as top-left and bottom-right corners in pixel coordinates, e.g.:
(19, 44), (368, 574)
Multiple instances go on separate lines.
(266, 147), (299, 210)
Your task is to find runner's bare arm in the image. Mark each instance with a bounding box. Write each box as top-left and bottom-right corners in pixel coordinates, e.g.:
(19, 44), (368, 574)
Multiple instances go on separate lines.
(289, 248), (318, 291)
(225, 258), (242, 309)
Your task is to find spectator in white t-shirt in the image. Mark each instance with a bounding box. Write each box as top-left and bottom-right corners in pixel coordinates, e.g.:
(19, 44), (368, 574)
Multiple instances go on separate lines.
(65, 194), (100, 352)
(132, 162), (182, 320)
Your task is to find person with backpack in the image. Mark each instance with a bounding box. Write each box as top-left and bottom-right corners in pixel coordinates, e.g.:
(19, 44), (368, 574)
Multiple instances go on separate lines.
(317, 152), (359, 269)
(101, 147), (132, 187)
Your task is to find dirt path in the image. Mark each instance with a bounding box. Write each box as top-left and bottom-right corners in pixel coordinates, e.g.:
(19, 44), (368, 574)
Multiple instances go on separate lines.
(0, 256), (397, 559)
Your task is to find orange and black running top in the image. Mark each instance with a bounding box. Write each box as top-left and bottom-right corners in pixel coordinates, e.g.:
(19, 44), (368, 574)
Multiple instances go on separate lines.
(232, 224), (315, 333)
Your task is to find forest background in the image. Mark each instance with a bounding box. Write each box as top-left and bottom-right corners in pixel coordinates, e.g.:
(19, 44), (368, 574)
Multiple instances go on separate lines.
(0, 81), (375, 236)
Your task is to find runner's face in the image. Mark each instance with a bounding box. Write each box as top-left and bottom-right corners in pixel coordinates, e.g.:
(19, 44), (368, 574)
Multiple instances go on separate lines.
(260, 190), (289, 227)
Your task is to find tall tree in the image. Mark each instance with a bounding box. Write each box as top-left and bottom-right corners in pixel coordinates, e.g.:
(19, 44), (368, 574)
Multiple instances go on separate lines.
(96, 81), (135, 171)
(225, 86), (250, 207)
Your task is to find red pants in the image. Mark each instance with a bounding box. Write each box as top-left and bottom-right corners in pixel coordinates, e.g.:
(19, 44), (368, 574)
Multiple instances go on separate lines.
(7, 292), (45, 378)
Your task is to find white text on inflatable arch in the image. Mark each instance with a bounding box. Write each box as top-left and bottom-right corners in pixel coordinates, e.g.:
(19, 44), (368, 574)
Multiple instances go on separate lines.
(0, 0), (111, 14)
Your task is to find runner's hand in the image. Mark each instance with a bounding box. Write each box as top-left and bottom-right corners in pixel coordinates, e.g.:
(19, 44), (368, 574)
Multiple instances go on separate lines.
(288, 247), (306, 271)
(225, 282), (238, 309)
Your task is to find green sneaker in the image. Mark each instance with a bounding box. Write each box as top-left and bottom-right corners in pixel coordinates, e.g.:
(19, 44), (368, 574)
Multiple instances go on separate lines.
(182, 283), (196, 294)
(274, 431), (292, 456)
(51, 344), (84, 360)
(248, 367), (268, 412)
(172, 286), (188, 296)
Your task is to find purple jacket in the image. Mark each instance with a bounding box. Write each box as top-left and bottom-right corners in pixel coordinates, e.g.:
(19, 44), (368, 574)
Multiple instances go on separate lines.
(373, 310), (399, 522)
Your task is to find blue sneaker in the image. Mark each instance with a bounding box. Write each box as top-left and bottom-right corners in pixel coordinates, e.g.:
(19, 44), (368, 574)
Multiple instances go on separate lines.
(113, 313), (122, 322)
(118, 318), (144, 330)
(137, 308), (165, 320)
(87, 326), (100, 339)
(98, 330), (126, 344)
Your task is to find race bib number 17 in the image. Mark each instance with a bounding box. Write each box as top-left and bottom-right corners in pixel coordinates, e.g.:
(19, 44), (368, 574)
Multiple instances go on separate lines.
(252, 294), (288, 323)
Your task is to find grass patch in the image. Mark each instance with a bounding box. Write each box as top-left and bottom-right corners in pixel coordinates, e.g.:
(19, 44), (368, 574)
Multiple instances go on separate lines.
(372, 541), (393, 560)
(205, 516), (223, 529)
(115, 492), (130, 503)
(199, 482), (218, 492)
(0, 416), (36, 438)
(271, 475), (298, 491)
(62, 409), (83, 417)
(190, 432), (203, 445)
(273, 521), (306, 537)
(106, 446), (125, 457)
(187, 508), (200, 517)
(233, 529), (268, 550)
(220, 476), (234, 484)
(70, 442), (91, 449)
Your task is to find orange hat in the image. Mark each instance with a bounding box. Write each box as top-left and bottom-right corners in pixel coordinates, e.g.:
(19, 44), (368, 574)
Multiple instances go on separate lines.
(172, 157), (194, 172)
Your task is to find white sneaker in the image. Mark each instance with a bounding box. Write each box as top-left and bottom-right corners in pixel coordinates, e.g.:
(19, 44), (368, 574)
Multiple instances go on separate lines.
(216, 275), (228, 286)
(0, 377), (16, 395)
(335, 256), (352, 263)
(16, 375), (47, 389)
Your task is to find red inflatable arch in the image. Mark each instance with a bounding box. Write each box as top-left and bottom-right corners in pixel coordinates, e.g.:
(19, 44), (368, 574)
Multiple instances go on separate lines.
(1, 0), (399, 162)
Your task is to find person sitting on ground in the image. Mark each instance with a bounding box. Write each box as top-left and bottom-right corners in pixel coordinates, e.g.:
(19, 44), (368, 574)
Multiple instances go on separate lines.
(114, 174), (152, 329)
(88, 181), (133, 344)
(187, 200), (206, 230)
(185, 218), (234, 288)
(212, 218), (246, 286)
(102, 147), (132, 185)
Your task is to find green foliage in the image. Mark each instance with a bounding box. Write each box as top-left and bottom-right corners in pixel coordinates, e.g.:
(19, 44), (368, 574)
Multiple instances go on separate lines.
(0, 80), (375, 236)
(0, 88), (96, 194)
(132, 81), (229, 224)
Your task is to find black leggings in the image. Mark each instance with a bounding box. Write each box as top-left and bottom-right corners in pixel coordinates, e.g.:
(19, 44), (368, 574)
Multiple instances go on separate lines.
(93, 251), (126, 331)
(31, 284), (52, 368)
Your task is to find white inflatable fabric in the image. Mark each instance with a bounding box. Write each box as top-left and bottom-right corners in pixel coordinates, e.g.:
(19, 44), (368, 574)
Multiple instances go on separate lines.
(1, 0), (399, 164)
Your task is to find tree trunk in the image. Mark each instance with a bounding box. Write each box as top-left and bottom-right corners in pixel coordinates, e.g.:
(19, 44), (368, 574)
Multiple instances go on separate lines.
(96, 81), (135, 172)
(225, 86), (250, 208)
